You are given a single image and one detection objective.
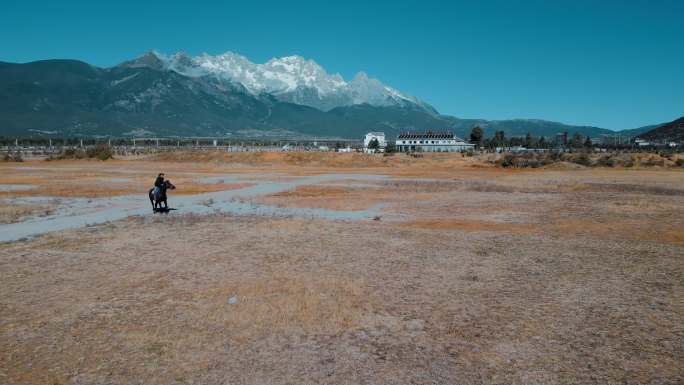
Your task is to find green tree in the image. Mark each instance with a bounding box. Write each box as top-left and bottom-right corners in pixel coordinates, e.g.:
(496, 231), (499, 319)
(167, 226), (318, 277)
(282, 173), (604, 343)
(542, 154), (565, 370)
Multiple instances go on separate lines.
(368, 138), (380, 151)
(494, 131), (506, 147)
(570, 133), (584, 149)
(537, 136), (547, 148)
(385, 142), (396, 153)
(525, 132), (533, 148)
(584, 137), (593, 148)
(470, 126), (484, 147)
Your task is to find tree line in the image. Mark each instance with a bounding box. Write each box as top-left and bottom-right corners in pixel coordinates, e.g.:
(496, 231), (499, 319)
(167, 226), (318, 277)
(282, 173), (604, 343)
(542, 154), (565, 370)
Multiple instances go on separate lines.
(469, 126), (593, 149)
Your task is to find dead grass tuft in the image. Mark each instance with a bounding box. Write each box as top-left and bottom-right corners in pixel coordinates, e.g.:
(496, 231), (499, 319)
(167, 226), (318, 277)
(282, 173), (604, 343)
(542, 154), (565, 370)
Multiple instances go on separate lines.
(0, 200), (54, 224)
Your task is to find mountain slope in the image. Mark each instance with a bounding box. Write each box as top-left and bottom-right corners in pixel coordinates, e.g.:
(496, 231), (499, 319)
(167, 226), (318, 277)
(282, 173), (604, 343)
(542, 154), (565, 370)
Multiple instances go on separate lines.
(143, 51), (437, 114)
(0, 56), (671, 139)
(0, 59), (301, 136)
(640, 116), (684, 142)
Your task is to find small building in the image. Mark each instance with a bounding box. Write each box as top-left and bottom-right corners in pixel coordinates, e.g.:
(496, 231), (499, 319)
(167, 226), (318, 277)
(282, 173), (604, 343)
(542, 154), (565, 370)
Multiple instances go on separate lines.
(364, 132), (387, 153)
(635, 138), (651, 147)
(396, 131), (474, 152)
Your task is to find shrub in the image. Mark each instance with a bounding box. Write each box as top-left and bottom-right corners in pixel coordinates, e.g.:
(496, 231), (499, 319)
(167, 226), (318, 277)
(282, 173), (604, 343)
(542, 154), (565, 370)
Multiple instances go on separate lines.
(86, 144), (113, 160)
(639, 156), (665, 167)
(676, 158), (684, 167)
(573, 153), (592, 167)
(596, 155), (615, 167)
(55, 145), (113, 160)
(3, 151), (24, 162)
(498, 154), (515, 168)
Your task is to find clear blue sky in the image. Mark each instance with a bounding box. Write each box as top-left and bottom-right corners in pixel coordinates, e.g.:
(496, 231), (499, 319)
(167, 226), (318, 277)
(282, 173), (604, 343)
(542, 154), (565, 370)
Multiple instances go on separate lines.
(2, 0), (682, 130)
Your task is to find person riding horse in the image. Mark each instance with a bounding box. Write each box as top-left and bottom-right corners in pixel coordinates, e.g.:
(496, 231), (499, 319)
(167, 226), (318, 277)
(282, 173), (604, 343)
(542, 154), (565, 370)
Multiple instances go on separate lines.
(153, 173), (165, 196)
(149, 173), (175, 212)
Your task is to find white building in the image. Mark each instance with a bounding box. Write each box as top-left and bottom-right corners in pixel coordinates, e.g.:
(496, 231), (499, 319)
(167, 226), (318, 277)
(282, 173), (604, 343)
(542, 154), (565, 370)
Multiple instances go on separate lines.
(364, 132), (387, 152)
(635, 138), (651, 147)
(396, 131), (475, 152)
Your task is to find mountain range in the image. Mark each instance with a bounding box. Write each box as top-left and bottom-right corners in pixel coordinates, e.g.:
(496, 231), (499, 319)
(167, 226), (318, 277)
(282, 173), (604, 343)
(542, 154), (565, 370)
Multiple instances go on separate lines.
(0, 51), (672, 139)
(640, 117), (684, 142)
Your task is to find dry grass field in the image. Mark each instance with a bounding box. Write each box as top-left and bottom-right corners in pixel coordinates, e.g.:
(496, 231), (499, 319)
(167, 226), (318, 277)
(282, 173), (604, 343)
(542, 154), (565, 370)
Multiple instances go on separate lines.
(1, 152), (682, 384)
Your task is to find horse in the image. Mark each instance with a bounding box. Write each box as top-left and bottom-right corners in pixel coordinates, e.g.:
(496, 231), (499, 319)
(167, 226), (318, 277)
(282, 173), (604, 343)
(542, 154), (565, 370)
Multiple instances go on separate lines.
(148, 180), (175, 212)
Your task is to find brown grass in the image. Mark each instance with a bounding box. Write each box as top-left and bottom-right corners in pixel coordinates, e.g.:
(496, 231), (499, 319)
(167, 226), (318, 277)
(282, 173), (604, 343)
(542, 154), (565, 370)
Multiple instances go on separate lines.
(0, 200), (54, 224)
(272, 185), (351, 198)
(401, 218), (537, 233)
(550, 218), (684, 245)
(256, 184), (389, 211)
(203, 274), (370, 340)
(2, 214), (681, 384)
(0, 168), (252, 198)
(1, 155), (683, 384)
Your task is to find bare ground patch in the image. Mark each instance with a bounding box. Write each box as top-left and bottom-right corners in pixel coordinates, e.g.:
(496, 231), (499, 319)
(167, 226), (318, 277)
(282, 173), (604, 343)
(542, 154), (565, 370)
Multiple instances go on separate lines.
(1, 159), (683, 384)
(399, 218), (537, 234)
(1, 213), (682, 384)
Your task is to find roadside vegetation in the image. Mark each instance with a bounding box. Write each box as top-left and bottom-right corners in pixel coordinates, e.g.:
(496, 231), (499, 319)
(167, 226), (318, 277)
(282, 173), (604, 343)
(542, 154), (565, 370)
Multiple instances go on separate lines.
(47, 144), (114, 161)
(1, 151), (24, 162)
(494, 151), (684, 168)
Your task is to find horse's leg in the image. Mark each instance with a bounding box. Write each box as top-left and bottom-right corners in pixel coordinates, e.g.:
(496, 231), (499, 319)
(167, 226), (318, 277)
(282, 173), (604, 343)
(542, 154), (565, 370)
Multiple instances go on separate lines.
(149, 190), (155, 211)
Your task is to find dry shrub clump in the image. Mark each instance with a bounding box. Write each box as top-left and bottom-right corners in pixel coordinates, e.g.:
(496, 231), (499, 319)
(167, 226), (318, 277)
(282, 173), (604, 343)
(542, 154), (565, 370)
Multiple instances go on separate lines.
(495, 151), (679, 168)
(495, 152), (559, 168)
(2, 151), (24, 162)
(0, 201), (53, 224)
(49, 145), (113, 161)
(152, 150), (419, 168)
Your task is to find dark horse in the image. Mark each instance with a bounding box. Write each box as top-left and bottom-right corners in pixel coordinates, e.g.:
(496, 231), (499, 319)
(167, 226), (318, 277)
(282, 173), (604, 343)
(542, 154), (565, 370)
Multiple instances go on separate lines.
(148, 180), (176, 212)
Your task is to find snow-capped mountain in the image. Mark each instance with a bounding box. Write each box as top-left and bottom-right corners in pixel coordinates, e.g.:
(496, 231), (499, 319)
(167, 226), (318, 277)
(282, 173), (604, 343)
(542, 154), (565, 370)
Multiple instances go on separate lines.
(138, 51), (437, 114)
(1, 54), (632, 139)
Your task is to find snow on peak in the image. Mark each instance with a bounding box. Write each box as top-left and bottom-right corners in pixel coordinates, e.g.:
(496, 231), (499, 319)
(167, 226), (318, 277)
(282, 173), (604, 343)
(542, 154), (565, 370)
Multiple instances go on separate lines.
(141, 50), (432, 112)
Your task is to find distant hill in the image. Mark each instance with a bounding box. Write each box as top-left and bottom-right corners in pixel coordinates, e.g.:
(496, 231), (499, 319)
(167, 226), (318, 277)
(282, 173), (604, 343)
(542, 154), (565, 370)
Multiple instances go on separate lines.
(0, 54), (670, 139)
(640, 116), (684, 142)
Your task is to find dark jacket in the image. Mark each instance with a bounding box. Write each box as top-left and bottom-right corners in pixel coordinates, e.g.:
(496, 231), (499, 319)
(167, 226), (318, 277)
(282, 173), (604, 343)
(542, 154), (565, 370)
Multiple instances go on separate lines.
(154, 176), (164, 188)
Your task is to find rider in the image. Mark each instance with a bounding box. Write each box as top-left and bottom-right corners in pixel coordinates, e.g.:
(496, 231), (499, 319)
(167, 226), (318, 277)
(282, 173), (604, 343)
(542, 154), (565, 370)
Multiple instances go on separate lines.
(153, 173), (165, 196)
